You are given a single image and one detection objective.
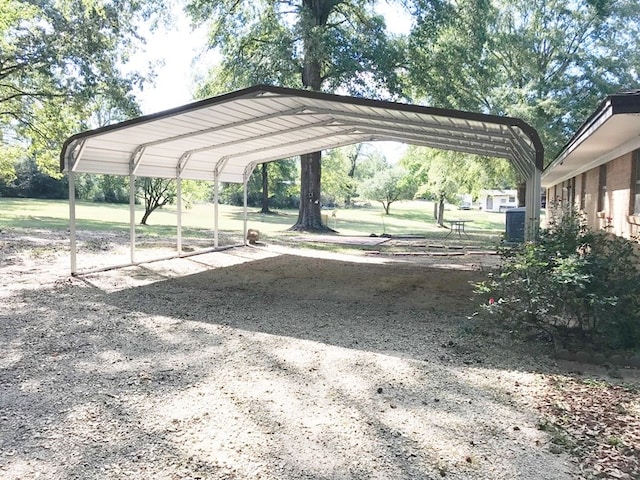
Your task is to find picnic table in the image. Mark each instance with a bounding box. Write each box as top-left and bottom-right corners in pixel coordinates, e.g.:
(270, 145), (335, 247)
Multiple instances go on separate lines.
(445, 219), (472, 239)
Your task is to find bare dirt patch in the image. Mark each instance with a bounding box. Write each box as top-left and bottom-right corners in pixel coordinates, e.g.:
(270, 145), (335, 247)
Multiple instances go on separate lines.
(0, 228), (637, 479)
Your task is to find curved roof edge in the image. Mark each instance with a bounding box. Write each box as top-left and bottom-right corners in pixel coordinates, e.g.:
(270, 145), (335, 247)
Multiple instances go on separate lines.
(60, 85), (544, 173)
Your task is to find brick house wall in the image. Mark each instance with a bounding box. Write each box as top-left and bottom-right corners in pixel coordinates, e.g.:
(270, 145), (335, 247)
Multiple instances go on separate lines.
(584, 167), (601, 231)
(546, 149), (639, 238)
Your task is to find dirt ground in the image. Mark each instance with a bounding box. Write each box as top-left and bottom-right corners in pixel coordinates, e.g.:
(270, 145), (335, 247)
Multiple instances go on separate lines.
(1, 228), (638, 479)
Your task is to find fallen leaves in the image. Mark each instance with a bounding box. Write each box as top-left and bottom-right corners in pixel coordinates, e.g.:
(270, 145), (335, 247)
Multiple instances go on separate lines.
(537, 376), (640, 479)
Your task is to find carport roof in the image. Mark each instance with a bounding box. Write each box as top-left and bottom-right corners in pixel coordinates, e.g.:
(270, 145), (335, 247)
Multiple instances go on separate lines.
(61, 85), (544, 183)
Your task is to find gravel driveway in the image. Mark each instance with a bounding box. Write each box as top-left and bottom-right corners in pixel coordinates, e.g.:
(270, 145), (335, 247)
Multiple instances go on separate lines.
(0, 229), (576, 479)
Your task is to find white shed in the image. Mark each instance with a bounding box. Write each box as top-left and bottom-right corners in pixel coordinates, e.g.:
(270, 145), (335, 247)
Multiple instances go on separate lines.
(479, 189), (518, 212)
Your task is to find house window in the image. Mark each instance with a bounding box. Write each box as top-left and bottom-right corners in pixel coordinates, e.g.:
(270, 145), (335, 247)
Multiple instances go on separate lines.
(508, 196), (515, 203)
(598, 164), (607, 212)
(634, 151), (640, 215)
(580, 172), (586, 210)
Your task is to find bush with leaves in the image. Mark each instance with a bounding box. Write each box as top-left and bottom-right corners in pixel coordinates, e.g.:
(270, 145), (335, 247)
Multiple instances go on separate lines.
(476, 205), (640, 350)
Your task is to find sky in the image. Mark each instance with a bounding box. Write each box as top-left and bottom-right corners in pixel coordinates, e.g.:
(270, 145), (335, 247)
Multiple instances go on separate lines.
(134, 2), (413, 113)
(132, 2), (413, 160)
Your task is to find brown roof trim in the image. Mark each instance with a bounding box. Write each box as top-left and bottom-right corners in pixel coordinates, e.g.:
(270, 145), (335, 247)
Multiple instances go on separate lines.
(546, 90), (640, 173)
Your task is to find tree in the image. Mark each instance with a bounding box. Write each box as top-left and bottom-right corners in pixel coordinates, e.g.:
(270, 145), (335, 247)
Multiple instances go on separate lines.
(321, 144), (386, 207)
(352, 147), (390, 182)
(254, 159), (296, 214)
(358, 166), (416, 214)
(407, 0), (640, 205)
(0, 157), (67, 198)
(181, 179), (212, 209)
(408, 0), (640, 162)
(187, 0), (406, 230)
(0, 142), (20, 184)
(218, 159), (299, 209)
(140, 178), (176, 225)
(400, 146), (515, 225)
(260, 163), (272, 214)
(1, 0), (160, 179)
(317, 147), (353, 207)
(401, 148), (463, 226)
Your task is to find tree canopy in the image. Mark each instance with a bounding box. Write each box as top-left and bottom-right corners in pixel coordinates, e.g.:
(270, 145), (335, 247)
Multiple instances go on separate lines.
(188, 0), (406, 97)
(0, 0), (161, 178)
(359, 165), (416, 214)
(408, 0), (640, 161)
(402, 147), (515, 197)
(4, 0), (640, 210)
(187, 0), (407, 230)
(321, 144), (388, 207)
(399, 145), (516, 223)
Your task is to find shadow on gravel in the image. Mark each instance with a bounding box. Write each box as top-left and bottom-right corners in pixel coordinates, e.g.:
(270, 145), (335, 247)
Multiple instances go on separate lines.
(106, 253), (534, 369)
(0, 283), (230, 479)
(0, 254), (573, 479)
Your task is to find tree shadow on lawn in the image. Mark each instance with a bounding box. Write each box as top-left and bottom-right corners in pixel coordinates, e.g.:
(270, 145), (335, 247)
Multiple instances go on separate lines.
(228, 209), (420, 237)
(0, 255), (574, 479)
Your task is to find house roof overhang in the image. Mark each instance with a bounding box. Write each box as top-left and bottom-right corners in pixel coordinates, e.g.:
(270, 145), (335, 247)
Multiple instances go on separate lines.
(542, 90), (640, 188)
(60, 85), (544, 183)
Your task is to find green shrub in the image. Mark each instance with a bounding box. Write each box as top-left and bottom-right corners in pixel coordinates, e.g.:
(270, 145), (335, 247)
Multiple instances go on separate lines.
(476, 205), (640, 350)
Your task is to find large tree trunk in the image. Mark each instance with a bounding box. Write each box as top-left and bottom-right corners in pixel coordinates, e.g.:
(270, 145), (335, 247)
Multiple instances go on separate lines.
(290, 151), (328, 230)
(290, 0), (332, 232)
(437, 194), (445, 227)
(260, 163), (271, 214)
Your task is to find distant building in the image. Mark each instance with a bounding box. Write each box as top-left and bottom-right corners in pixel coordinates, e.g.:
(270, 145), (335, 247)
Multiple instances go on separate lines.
(542, 90), (640, 238)
(478, 189), (518, 212)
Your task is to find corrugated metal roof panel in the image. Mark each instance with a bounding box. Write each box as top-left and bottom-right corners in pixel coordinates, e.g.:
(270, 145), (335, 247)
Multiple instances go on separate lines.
(61, 85), (543, 182)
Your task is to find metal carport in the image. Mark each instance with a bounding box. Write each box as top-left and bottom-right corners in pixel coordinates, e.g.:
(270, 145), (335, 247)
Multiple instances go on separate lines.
(60, 85), (544, 275)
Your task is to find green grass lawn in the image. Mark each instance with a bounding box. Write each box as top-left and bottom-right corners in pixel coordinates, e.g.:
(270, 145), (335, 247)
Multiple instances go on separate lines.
(0, 197), (512, 247)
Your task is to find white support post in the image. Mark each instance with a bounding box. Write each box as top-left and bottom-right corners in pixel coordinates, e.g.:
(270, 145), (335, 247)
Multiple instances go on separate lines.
(243, 175), (249, 246)
(532, 169), (541, 239)
(213, 168), (220, 249)
(68, 171), (77, 275)
(129, 174), (136, 264)
(525, 175), (533, 242)
(66, 140), (86, 275)
(176, 153), (192, 253)
(176, 175), (182, 254)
